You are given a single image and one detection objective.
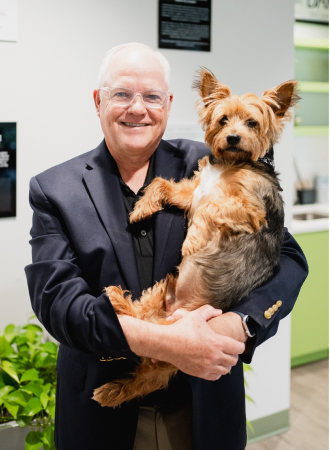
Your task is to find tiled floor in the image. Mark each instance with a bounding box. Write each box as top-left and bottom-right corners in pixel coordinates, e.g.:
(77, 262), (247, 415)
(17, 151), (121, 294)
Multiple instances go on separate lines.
(247, 359), (329, 450)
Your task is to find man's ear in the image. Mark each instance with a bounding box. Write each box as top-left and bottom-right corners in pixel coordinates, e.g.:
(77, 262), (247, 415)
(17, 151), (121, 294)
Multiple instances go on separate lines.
(193, 68), (231, 106)
(262, 80), (300, 118)
(166, 93), (174, 118)
(93, 89), (101, 118)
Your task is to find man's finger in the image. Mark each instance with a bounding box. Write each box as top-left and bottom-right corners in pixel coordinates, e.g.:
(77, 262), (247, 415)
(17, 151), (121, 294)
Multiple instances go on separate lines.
(166, 308), (189, 322)
(217, 353), (239, 368)
(219, 335), (245, 355)
(196, 304), (223, 321)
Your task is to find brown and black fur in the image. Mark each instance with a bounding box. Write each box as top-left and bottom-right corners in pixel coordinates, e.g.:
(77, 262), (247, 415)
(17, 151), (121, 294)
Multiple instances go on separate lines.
(93, 69), (299, 408)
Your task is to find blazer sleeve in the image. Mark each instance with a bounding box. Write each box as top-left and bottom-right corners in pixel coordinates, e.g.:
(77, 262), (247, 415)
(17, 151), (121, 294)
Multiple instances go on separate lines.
(24, 176), (140, 362)
(230, 228), (309, 363)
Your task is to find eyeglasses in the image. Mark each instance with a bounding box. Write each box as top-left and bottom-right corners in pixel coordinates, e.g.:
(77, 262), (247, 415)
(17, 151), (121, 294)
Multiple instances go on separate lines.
(99, 87), (170, 109)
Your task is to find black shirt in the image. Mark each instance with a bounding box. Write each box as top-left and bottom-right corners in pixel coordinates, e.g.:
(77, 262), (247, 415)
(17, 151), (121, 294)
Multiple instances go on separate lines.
(114, 152), (191, 410)
(118, 153), (155, 293)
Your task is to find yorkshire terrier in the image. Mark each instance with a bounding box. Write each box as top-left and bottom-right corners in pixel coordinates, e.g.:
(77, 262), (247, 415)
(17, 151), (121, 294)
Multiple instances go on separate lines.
(93, 69), (299, 408)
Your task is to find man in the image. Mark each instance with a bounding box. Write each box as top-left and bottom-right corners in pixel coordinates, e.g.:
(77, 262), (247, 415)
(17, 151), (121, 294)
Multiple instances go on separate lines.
(25, 43), (308, 450)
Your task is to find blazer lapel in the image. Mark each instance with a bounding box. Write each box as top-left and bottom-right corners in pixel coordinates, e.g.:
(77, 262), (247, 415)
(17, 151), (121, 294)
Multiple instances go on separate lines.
(82, 141), (141, 298)
(153, 140), (186, 281)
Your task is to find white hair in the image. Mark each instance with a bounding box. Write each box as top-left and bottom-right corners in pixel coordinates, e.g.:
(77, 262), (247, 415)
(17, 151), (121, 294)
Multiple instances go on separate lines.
(97, 42), (171, 90)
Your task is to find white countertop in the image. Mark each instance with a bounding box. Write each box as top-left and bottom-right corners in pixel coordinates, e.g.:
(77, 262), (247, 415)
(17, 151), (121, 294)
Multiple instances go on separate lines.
(290, 203), (329, 235)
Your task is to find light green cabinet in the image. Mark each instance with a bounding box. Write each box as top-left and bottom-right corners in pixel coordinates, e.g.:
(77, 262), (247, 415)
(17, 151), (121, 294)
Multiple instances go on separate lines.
(291, 231), (329, 367)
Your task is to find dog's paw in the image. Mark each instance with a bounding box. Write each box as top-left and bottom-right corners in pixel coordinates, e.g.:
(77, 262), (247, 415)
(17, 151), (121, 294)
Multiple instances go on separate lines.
(130, 202), (161, 223)
(93, 382), (125, 408)
(129, 206), (150, 223)
(105, 285), (132, 315)
(105, 285), (125, 300)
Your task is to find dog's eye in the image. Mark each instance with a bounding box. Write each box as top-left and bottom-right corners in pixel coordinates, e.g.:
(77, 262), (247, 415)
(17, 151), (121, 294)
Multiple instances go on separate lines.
(247, 120), (257, 128)
(219, 116), (228, 126)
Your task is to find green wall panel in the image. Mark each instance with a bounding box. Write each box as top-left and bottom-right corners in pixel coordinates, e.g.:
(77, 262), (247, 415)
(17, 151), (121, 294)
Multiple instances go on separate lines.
(291, 231), (329, 367)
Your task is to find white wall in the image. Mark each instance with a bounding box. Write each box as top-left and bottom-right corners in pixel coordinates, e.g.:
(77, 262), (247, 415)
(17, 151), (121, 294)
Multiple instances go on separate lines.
(0, 0), (296, 423)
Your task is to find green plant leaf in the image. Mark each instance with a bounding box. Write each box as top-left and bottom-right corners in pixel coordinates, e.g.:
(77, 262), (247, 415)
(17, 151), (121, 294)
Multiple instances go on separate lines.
(21, 397), (43, 416)
(17, 344), (30, 353)
(21, 382), (44, 397)
(0, 372), (4, 389)
(0, 333), (13, 358)
(4, 324), (17, 344)
(46, 399), (56, 419)
(25, 431), (43, 450)
(243, 363), (253, 373)
(0, 385), (15, 403)
(16, 415), (33, 427)
(1, 360), (20, 383)
(40, 342), (58, 354)
(23, 324), (43, 334)
(40, 392), (49, 409)
(41, 383), (52, 394)
(3, 389), (30, 407)
(14, 336), (28, 346)
(2, 399), (21, 419)
(20, 369), (40, 382)
(0, 370), (17, 387)
(40, 426), (55, 448)
(34, 353), (57, 369)
(245, 394), (255, 404)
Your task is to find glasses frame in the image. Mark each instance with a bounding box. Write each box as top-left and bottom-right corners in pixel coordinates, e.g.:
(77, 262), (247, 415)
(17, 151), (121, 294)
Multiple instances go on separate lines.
(99, 87), (171, 109)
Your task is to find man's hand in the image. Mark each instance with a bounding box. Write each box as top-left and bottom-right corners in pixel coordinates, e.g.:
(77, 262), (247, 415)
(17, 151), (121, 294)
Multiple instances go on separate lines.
(118, 305), (245, 381)
(167, 309), (248, 344)
(207, 312), (248, 343)
(162, 305), (245, 380)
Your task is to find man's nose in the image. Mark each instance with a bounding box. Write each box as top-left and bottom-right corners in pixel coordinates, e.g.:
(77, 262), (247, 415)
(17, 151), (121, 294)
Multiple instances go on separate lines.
(128, 94), (147, 114)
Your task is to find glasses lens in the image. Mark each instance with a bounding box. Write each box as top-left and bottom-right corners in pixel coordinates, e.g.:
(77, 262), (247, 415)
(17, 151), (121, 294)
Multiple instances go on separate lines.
(142, 90), (167, 108)
(110, 88), (134, 105)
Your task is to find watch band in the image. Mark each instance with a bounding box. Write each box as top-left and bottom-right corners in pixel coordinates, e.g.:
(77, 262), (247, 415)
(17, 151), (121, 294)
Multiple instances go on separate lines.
(231, 311), (256, 338)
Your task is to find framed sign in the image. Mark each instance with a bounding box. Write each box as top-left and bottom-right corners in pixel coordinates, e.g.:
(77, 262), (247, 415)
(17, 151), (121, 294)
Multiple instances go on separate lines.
(295, 0), (329, 24)
(158, 0), (211, 52)
(0, 123), (16, 218)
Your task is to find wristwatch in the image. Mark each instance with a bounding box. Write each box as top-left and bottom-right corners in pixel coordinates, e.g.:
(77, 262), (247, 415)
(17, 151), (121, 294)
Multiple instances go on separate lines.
(231, 311), (256, 339)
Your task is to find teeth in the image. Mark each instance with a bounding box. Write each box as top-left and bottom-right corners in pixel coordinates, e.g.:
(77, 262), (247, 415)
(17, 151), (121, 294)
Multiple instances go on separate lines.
(123, 122), (148, 127)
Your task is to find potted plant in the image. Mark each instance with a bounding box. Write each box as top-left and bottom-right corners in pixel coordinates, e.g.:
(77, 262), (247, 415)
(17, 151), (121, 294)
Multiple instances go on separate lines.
(0, 318), (58, 450)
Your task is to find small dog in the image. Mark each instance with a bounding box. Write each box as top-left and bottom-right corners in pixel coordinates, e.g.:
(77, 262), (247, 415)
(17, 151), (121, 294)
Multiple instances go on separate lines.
(93, 69), (299, 408)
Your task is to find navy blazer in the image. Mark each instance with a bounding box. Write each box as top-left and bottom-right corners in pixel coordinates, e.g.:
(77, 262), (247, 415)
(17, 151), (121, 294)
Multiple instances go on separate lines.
(25, 139), (308, 450)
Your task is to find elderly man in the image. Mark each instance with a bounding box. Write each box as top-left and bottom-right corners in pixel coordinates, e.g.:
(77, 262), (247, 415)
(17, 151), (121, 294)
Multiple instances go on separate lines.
(25, 43), (308, 450)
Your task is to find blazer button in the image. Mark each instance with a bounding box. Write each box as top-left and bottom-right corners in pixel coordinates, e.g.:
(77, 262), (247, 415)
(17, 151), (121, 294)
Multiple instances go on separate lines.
(273, 304), (278, 312)
(276, 300), (282, 307)
(264, 311), (272, 319)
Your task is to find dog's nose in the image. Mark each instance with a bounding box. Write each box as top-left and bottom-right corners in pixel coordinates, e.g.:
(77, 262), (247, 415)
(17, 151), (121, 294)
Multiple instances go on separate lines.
(226, 134), (241, 145)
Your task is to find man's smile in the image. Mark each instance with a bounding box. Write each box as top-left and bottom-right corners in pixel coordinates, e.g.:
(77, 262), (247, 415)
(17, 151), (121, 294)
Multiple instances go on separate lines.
(122, 122), (149, 127)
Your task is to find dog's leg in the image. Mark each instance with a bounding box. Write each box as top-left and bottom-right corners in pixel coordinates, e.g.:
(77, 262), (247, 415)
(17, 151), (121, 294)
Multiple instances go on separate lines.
(105, 286), (139, 317)
(105, 276), (173, 320)
(212, 195), (267, 235)
(130, 176), (199, 223)
(93, 358), (178, 408)
(181, 203), (220, 256)
(98, 278), (179, 407)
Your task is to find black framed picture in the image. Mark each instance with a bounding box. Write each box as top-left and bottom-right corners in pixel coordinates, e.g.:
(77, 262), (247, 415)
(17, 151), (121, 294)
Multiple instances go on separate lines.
(158, 0), (211, 52)
(0, 123), (16, 218)
(295, 0), (329, 25)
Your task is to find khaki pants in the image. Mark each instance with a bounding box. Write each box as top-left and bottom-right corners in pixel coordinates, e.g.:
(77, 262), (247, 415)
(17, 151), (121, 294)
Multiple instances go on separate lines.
(133, 403), (193, 450)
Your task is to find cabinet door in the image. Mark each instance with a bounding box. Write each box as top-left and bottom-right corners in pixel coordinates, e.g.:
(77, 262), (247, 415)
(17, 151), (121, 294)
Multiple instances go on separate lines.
(291, 231), (329, 367)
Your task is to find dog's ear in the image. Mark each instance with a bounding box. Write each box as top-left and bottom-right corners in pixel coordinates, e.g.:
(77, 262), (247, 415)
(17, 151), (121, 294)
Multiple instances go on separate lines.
(193, 68), (231, 106)
(262, 80), (300, 118)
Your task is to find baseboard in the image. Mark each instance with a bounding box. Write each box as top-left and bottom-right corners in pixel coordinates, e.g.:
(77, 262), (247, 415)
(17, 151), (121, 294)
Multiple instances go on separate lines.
(247, 409), (289, 444)
(291, 349), (329, 368)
